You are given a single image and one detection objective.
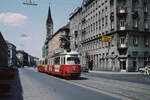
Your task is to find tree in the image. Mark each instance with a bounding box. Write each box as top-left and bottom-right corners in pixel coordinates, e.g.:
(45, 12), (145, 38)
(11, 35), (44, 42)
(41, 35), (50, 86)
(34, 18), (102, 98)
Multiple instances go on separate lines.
(60, 35), (71, 52)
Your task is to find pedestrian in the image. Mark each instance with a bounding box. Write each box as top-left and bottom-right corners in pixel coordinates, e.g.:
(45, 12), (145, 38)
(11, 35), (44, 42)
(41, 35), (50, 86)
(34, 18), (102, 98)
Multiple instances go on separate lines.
(146, 67), (149, 75)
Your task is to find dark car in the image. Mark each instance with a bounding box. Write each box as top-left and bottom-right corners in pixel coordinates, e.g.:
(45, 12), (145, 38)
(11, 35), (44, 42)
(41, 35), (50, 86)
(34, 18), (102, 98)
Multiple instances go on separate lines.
(0, 67), (14, 79)
(0, 67), (15, 93)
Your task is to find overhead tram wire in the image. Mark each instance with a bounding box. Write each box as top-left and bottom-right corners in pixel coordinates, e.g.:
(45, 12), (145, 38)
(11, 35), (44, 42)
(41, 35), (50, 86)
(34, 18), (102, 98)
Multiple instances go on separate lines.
(22, 0), (38, 6)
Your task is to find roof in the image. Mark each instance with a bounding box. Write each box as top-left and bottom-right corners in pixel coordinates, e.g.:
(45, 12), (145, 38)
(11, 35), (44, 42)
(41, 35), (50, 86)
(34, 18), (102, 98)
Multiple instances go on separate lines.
(69, 7), (82, 20)
(52, 23), (70, 38)
(5, 40), (16, 47)
(0, 32), (8, 48)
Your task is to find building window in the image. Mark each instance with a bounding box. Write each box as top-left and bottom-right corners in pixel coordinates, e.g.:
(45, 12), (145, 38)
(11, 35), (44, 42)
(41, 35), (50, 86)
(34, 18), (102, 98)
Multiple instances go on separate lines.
(132, 51), (138, 56)
(144, 52), (148, 56)
(111, 20), (114, 30)
(144, 21), (148, 29)
(144, 36), (149, 47)
(105, 16), (108, 26)
(120, 19), (125, 27)
(132, 0), (138, 10)
(110, 0), (114, 6)
(144, 4), (148, 12)
(133, 18), (138, 28)
(120, 36), (125, 44)
(111, 35), (114, 46)
(133, 35), (138, 46)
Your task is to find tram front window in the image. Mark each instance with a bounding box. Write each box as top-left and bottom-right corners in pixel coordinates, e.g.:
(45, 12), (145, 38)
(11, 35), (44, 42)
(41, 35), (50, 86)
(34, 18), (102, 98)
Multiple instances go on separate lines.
(67, 57), (80, 65)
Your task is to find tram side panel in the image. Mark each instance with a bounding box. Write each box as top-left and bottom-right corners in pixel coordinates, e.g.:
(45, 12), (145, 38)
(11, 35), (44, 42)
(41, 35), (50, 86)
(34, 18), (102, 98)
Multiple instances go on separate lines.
(62, 65), (81, 78)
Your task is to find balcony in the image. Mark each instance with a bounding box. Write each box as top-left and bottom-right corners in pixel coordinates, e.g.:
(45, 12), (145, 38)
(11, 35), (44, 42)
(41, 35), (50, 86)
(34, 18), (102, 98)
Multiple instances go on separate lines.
(117, 8), (127, 17)
(82, 18), (86, 24)
(120, 26), (126, 30)
(118, 43), (128, 49)
(82, 29), (86, 34)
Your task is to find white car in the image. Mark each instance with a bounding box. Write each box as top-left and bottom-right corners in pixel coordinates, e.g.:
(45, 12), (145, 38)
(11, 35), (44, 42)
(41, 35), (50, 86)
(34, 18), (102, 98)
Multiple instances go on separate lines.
(139, 66), (150, 75)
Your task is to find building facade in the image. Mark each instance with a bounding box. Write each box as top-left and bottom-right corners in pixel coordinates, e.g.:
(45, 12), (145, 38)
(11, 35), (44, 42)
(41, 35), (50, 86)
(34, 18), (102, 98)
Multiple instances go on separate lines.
(69, 7), (82, 52)
(16, 50), (29, 67)
(6, 41), (17, 68)
(47, 24), (70, 57)
(70, 0), (150, 72)
(42, 44), (46, 58)
(28, 55), (38, 67)
(0, 32), (8, 67)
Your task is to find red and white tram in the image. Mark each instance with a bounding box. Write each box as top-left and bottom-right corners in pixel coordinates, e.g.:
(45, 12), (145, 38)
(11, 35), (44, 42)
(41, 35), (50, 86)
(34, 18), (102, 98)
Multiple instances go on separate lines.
(37, 51), (81, 79)
(37, 58), (45, 72)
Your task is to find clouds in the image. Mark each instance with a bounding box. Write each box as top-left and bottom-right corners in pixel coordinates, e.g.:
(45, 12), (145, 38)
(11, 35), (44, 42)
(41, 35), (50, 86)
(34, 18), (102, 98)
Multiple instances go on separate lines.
(0, 12), (27, 27)
(20, 34), (31, 40)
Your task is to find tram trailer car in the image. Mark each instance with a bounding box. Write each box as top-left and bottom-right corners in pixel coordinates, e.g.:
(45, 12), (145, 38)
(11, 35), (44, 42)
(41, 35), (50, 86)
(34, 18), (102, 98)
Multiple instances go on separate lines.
(37, 59), (45, 72)
(37, 51), (81, 79)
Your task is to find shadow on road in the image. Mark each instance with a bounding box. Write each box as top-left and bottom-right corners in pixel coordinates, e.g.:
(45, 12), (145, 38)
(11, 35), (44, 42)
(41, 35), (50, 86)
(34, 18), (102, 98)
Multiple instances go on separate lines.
(0, 70), (24, 100)
(70, 77), (89, 80)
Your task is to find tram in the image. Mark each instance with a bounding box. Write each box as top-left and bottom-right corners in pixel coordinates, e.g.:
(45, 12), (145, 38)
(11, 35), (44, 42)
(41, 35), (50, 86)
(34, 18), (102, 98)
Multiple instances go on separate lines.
(37, 51), (81, 79)
(37, 58), (45, 72)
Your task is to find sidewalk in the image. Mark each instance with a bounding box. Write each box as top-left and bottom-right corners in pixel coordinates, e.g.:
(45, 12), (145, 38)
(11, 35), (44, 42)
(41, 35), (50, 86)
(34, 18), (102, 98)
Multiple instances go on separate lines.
(89, 70), (142, 75)
(72, 73), (150, 100)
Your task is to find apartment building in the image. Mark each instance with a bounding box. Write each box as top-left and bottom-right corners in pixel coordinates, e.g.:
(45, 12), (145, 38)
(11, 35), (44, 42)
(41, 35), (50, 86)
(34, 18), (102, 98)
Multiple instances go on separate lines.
(70, 0), (150, 72)
(47, 24), (70, 57)
(6, 41), (17, 68)
(69, 7), (82, 52)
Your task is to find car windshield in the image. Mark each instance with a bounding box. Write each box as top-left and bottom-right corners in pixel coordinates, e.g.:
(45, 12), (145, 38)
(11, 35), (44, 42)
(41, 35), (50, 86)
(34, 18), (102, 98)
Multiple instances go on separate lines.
(67, 57), (80, 65)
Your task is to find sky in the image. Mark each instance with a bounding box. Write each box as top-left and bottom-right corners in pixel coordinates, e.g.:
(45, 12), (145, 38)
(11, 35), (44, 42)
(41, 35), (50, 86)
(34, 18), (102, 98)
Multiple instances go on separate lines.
(0, 0), (82, 58)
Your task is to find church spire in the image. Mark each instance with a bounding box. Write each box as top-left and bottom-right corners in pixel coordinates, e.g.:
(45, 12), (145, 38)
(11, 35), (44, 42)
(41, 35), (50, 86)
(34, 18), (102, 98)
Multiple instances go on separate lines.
(46, 5), (53, 37)
(47, 5), (53, 24)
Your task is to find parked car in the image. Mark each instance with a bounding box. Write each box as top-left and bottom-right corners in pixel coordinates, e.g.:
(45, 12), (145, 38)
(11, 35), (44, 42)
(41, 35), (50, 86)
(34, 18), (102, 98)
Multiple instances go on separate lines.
(139, 66), (150, 75)
(81, 67), (89, 72)
(0, 67), (14, 79)
(0, 67), (15, 93)
(0, 81), (11, 93)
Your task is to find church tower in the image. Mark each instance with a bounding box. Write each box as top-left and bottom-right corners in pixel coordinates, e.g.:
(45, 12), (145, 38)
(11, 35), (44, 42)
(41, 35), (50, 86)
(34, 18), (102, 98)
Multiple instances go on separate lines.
(46, 5), (53, 38)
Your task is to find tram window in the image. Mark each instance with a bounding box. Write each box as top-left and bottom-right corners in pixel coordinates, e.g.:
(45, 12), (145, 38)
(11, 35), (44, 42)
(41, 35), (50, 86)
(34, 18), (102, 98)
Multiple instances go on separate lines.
(64, 57), (65, 64)
(67, 57), (80, 65)
(54, 57), (60, 65)
(48, 59), (50, 65)
(61, 57), (63, 65)
(44, 59), (47, 65)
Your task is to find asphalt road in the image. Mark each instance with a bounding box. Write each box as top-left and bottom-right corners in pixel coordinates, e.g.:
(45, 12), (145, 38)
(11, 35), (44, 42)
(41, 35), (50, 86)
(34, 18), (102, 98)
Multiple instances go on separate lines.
(82, 72), (150, 85)
(19, 68), (120, 100)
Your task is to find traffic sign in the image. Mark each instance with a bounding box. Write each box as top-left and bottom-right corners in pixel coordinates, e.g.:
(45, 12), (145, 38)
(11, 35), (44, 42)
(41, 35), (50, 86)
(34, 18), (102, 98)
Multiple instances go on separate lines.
(102, 36), (111, 42)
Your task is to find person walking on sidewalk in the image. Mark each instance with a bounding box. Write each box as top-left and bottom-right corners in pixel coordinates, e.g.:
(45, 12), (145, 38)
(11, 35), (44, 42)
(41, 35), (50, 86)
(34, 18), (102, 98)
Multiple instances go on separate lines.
(144, 66), (150, 75)
(89, 60), (93, 71)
